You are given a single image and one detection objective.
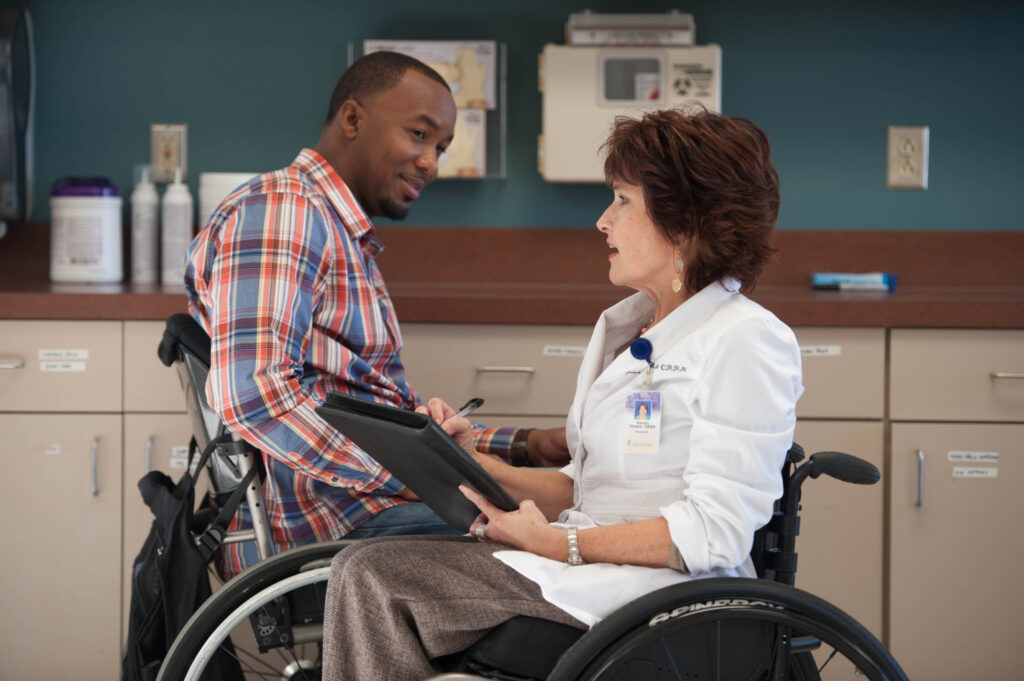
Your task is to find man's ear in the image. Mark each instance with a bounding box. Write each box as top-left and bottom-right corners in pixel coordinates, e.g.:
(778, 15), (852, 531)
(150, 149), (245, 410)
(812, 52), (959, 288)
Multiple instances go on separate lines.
(336, 99), (365, 140)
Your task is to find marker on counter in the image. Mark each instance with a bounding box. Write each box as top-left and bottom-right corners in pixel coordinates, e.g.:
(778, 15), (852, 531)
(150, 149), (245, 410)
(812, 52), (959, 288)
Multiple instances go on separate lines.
(811, 272), (897, 292)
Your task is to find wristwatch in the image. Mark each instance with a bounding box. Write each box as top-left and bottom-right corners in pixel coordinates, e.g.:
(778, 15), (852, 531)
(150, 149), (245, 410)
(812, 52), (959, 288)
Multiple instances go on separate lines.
(567, 527), (584, 566)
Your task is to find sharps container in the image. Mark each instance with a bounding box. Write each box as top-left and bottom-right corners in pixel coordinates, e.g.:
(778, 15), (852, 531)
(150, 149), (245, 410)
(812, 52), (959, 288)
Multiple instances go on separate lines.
(50, 177), (124, 283)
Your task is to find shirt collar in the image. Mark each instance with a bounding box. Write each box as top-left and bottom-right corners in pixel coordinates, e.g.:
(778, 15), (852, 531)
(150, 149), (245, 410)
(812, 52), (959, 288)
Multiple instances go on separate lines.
(292, 148), (383, 255)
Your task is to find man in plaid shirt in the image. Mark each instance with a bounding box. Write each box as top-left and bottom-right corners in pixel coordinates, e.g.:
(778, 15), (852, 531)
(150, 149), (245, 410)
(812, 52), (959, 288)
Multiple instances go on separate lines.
(184, 51), (566, 577)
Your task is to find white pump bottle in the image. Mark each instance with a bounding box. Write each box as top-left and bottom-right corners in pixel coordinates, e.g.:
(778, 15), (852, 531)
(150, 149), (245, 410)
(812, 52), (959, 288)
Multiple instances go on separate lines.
(130, 166), (159, 284)
(160, 167), (193, 286)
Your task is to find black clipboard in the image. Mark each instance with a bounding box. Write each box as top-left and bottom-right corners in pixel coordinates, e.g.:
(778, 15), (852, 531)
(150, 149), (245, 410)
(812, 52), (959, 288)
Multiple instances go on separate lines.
(315, 391), (518, 532)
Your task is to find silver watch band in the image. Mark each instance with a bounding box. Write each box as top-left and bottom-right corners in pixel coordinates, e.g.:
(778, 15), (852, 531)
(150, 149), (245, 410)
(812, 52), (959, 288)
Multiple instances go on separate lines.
(567, 527), (584, 566)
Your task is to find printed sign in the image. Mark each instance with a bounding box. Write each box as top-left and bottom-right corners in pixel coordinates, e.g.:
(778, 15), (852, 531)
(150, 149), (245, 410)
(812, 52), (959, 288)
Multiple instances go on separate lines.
(953, 467), (998, 479)
(948, 451), (999, 463)
(800, 345), (842, 357)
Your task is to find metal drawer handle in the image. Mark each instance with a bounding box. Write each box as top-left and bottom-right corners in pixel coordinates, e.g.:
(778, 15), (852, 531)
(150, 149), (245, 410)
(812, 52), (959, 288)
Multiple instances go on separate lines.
(91, 438), (100, 497)
(991, 372), (1024, 379)
(145, 437), (153, 474)
(916, 449), (925, 508)
(0, 358), (25, 369)
(476, 365), (536, 374)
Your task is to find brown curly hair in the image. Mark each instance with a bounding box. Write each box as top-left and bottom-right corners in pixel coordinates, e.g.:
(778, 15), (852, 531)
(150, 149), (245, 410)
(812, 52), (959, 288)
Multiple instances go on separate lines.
(602, 107), (780, 293)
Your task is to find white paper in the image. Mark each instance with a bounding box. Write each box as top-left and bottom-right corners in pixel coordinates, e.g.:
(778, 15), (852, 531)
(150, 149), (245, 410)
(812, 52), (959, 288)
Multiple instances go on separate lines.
(40, 361), (87, 372)
(948, 451), (999, 463)
(542, 345), (587, 357)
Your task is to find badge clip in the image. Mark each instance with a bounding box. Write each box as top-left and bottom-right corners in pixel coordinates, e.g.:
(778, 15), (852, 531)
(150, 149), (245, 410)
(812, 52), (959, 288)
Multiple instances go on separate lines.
(629, 338), (655, 386)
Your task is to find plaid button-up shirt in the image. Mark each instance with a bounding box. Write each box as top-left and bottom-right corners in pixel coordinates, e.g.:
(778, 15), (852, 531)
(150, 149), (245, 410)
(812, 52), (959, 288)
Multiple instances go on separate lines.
(185, 149), (518, 576)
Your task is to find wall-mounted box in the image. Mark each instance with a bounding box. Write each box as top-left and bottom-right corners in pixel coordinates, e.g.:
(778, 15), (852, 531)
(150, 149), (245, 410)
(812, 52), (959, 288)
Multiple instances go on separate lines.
(539, 43), (721, 183)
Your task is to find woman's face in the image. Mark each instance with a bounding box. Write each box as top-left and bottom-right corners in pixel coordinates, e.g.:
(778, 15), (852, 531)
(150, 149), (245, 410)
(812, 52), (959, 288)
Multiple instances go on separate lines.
(596, 180), (678, 296)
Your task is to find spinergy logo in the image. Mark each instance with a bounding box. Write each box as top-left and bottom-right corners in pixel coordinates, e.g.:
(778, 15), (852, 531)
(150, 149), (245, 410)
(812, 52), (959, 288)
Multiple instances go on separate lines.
(649, 599), (785, 627)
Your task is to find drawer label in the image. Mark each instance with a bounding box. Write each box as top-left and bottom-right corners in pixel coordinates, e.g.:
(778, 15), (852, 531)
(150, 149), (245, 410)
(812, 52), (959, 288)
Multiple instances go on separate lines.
(543, 345), (586, 358)
(44, 444), (61, 455)
(800, 345), (842, 357)
(948, 451), (999, 463)
(38, 349), (90, 360)
(39, 361), (87, 372)
(953, 467), (998, 479)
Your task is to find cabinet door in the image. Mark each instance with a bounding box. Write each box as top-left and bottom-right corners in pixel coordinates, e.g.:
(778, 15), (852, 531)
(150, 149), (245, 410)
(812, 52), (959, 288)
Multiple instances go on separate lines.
(0, 414), (122, 680)
(792, 421), (884, 645)
(0, 320), (122, 412)
(890, 423), (1024, 680)
(794, 327), (885, 419)
(121, 413), (196, 643)
(124, 320), (187, 413)
(400, 323), (590, 417)
(891, 329), (1024, 421)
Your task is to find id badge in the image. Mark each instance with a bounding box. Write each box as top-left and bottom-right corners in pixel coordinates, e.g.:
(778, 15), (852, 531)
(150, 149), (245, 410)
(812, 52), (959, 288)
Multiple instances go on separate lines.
(624, 391), (662, 454)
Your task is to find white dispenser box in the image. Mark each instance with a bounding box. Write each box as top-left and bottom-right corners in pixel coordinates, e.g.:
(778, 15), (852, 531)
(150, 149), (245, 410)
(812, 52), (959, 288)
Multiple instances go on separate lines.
(50, 178), (124, 283)
(539, 44), (722, 182)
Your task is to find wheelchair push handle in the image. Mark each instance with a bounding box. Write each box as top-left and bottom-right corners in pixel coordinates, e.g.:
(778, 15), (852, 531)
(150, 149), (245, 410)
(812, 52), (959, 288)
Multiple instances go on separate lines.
(806, 451), (880, 486)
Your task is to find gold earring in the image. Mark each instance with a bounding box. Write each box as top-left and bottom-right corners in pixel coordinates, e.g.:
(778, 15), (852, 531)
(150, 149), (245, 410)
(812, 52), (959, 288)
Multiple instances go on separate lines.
(671, 254), (683, 293)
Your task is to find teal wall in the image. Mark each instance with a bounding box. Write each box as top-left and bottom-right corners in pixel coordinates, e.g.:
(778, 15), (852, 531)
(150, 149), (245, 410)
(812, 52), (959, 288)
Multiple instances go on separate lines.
(21, 0), (1024, 229)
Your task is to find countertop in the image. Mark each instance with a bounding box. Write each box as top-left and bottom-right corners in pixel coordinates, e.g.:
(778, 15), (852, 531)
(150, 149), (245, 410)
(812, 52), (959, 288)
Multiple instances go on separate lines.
(2, 225), (1022, 328)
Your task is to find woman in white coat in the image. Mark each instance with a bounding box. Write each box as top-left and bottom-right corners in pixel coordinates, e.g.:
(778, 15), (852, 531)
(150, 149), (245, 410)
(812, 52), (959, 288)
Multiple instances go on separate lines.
(321, 108), (803, 681)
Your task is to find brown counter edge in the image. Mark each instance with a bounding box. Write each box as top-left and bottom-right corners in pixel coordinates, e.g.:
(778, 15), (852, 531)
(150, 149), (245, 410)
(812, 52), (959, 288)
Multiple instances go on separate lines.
(1, 225), (1023, 327)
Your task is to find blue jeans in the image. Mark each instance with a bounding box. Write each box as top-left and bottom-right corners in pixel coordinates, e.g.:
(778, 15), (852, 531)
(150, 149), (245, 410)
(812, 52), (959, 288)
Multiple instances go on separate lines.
(346, 501), (465, 539)
(232, 501), (462, 571)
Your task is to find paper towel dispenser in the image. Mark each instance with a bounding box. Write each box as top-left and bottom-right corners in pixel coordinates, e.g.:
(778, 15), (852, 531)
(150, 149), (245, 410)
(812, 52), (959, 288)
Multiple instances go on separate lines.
(539, 43), (721, 183)
(0, 6), (34, 236)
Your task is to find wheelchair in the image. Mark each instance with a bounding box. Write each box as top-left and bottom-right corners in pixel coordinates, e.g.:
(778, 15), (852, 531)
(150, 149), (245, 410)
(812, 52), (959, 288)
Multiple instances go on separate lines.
(153, 313), (907, 681)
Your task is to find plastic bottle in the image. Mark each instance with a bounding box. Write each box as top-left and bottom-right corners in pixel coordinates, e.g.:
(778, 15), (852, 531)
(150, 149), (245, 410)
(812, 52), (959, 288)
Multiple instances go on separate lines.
(130, 166), (159, 284)
(160, 167), (194, 286)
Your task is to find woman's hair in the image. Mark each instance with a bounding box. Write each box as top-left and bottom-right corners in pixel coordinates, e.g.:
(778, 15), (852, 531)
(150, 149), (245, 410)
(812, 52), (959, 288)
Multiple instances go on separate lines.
(602, 107), (780, 292)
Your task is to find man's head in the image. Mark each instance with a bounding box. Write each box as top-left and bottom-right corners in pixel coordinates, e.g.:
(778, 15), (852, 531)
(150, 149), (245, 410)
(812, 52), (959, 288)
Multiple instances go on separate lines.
(317, 52), (456, 220)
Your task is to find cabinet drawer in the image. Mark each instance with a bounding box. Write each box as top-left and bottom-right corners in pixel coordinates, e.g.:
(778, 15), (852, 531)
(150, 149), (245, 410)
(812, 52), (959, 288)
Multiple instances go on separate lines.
(124, 321), (187, 413)
(400, 324), (591, 416)
(0, 320), (122, 412)
(793, 327), (885, 419)
(891, 329), (1024, 421)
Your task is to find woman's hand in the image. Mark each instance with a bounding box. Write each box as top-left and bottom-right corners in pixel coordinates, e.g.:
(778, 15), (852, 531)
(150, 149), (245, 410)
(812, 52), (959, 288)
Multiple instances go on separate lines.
(416, 397), (456, 425)
(461, 485), (564, 560)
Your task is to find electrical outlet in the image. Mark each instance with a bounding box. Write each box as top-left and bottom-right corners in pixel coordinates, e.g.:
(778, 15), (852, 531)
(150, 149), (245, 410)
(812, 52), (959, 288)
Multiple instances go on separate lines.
(150, 123), (188, 183)
(887, 125), (929, 190)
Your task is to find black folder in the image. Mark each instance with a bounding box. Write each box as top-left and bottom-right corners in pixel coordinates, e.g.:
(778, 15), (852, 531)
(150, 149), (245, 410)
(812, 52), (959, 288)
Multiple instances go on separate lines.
(315, 391), (518, 532)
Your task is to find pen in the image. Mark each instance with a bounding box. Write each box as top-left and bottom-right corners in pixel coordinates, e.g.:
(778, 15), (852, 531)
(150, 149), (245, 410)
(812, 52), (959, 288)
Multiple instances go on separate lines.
(454, 397), (485, 419)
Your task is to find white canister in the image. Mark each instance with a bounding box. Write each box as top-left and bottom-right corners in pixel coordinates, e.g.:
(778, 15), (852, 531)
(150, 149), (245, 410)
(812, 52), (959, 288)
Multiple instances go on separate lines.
(50, 178), (124, 283)
(198, 172), (257, 228)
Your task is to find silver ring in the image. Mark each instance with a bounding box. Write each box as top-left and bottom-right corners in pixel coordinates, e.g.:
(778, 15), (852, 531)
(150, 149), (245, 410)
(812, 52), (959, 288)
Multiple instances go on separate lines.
(475, 523), (487, 541)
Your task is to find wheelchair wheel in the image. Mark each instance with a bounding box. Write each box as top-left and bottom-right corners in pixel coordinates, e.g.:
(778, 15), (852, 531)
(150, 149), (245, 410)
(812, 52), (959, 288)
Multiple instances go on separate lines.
(548, 578), (906, 681)
(156, 540), (352, 681)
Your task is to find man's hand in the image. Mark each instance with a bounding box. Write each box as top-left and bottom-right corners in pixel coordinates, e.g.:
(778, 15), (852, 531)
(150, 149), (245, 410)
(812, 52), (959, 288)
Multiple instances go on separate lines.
(527, 427), (570, 467)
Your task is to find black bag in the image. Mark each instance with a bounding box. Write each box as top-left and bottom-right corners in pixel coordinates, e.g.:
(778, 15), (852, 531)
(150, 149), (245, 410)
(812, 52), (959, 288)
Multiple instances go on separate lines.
(121, 435), (252, 681)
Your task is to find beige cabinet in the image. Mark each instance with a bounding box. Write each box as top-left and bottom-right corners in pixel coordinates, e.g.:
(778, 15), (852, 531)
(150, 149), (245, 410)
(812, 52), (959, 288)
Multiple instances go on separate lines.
(401, 323), (590, 419)
(121, 413), (195, 636)
(790, 327), (886, 655)
(888, 329), (1024, 680)
(792, 420), (884, 642)
(0, 414), (123, 680)
(121, 321), (194, 639)
(0, 320), (122, 412)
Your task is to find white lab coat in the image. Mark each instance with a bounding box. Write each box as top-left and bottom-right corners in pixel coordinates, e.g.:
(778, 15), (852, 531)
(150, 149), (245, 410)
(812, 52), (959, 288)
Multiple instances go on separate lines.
(495, 278), (803, 626)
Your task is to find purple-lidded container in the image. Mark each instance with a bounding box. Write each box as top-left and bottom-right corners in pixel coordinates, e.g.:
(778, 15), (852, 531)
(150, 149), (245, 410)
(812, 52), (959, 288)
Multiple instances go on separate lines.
(50, 176), (124, 283)
(50, 177), (122, 197)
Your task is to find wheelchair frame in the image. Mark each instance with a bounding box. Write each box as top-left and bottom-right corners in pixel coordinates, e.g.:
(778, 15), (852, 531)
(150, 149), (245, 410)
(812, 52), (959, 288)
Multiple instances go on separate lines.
(153, 313), (906, 681)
